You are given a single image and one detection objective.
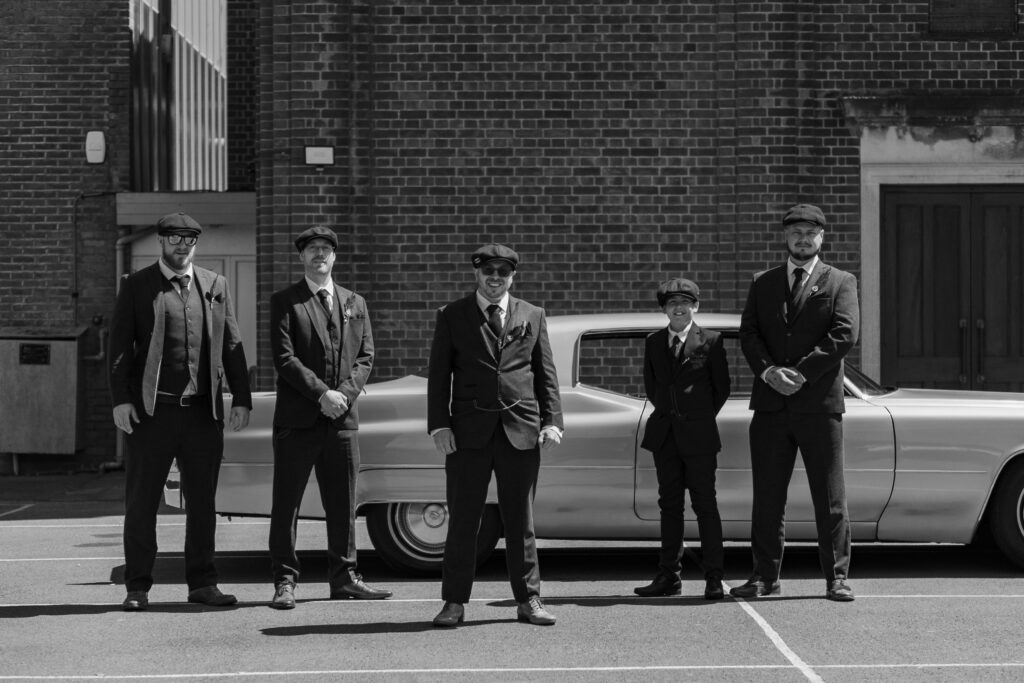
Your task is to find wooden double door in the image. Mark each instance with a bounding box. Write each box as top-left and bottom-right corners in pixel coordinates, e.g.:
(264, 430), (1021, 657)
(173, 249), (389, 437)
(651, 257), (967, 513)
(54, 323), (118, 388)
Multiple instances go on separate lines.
(882, 186), (1024, 391)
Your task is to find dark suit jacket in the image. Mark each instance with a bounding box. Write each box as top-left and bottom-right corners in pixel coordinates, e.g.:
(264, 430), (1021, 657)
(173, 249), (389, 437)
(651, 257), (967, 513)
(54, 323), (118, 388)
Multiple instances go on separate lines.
(427, 294), (563, 451)
(739, 261), (859, 413)
(270, 279), (374, 430)
(108, 262), (252, 420)
(640, 324), (730, 454)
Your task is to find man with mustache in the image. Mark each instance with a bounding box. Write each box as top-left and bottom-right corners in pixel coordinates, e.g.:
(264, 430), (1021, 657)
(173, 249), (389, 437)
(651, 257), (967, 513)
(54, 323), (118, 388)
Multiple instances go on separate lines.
(733, 204), (860, 602)
(109, 212), (252, 611)
(267, 226), (391, 609)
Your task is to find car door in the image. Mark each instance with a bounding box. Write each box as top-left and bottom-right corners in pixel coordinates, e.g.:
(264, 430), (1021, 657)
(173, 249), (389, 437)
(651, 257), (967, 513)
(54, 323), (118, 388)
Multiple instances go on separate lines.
(634, 331), (896, 541)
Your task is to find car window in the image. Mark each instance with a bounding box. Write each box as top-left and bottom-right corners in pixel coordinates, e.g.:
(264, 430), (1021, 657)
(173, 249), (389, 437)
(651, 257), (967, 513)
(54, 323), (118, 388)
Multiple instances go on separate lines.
(576, 329), (753, 398)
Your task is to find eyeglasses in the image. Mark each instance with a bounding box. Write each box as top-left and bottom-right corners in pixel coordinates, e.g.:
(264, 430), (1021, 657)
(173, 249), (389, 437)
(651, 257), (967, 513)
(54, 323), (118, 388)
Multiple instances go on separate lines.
(166, 234), (198, 246)
(481, 266), (513, 277)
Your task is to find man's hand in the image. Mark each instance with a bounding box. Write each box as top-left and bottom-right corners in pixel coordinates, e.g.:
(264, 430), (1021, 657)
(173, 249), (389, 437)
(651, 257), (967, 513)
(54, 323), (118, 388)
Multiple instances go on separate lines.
(319, 390), (348, 420)
(538, 427), (562, 450)
(112, 403), (139, 434)
(229, 406), (250, 431)
(431, 428), (457, 455)
(766, 366), (805, 396)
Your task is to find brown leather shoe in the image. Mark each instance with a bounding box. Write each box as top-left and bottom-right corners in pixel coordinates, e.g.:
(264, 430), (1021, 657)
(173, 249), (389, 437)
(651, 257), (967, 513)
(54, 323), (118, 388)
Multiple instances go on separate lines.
(826, 579), (855, 602)
(187, 585), (238, 606)
(122, 591), (148, 611)
(517, 596), (556, 625)
(270, 582), (296, 610)
(330, 575), (392, 600)
(432, 601), (465, 627)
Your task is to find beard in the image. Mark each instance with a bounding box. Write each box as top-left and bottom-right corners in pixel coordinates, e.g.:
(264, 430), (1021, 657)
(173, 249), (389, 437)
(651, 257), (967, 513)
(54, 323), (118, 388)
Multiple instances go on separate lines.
(787, 243), (821, 262)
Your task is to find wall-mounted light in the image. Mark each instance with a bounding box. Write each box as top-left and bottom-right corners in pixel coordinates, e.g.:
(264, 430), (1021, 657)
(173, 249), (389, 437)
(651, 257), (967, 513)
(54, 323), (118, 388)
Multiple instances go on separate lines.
(304, 146), (335, 171)
(85, 131), (106, 164)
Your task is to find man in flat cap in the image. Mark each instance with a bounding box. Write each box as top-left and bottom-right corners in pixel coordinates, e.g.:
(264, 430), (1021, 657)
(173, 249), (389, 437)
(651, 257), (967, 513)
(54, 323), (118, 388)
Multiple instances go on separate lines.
(635, 278), (730, 600)
(734, 203), (860, 602)
(109, 212), (252, 611)
(267, 225), (391, 609)
(427, 243), (564, 627)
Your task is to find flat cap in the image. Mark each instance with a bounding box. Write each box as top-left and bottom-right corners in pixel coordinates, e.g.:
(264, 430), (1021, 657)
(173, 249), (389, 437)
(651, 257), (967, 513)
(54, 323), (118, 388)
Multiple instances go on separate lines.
(471, 243), (519, 269)
(656, 278), (699, 306)
(294, 225), (338, 251)
(782, 203), (826, 229)
(156, 212), (202, 235)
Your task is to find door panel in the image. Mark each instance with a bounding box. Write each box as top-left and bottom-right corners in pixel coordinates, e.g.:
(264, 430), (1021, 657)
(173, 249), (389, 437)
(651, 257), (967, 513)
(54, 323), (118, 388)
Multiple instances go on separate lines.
(882, 186), (1024, 391)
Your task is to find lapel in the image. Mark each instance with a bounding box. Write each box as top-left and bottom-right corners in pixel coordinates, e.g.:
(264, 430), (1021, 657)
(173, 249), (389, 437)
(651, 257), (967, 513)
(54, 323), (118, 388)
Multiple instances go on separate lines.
(141, 264), (167, 416)
(299, 280), (332, 350)
(789, 263), (831, 324)
(680, 324), (704, 363)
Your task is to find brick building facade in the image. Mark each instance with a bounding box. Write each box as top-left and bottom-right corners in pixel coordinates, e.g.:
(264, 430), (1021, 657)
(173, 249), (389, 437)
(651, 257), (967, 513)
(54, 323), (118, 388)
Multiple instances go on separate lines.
(2, 1), (1023, 469)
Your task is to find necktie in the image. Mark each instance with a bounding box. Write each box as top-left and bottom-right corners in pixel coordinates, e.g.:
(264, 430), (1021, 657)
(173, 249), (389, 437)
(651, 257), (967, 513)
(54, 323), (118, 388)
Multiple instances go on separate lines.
(171, 274), (190, 299)
(486, 304), (503, 337)
(316, 289), (336, 332)
(787, 268), (805, 322)
(670, 334), (681, 358)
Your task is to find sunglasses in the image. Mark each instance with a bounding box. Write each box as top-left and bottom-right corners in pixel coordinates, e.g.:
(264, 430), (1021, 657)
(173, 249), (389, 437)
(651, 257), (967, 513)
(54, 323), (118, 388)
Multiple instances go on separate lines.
(166, 234), (198, 247)
(481, 266), (513, 277)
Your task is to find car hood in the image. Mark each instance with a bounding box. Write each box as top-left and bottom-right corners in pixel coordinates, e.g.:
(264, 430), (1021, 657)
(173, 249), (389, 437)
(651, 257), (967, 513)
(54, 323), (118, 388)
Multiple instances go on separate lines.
(872, 386), (1024, 409)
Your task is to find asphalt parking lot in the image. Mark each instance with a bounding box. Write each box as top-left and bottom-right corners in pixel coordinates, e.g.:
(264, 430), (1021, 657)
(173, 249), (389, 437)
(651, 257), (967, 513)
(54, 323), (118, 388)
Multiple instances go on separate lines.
(2, 471), (1024, 682)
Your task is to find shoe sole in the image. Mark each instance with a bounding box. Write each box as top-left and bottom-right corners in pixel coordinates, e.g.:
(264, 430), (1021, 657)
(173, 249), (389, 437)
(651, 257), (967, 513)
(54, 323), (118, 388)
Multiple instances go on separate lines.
(187, 597), (238, 606)
(633, 587), (682, 597)
(270, 601), (296, 609)
(517, 614), (556, 625)
(729, 588), (782, 598)
(826, 593), (855, 602)
(432, 617), (464, 627)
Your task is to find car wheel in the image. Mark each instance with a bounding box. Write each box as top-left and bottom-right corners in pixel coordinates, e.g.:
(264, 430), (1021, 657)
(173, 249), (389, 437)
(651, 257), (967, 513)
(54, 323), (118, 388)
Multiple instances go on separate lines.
(365, 502), (503, 576)
(990, 461), (1024, 569)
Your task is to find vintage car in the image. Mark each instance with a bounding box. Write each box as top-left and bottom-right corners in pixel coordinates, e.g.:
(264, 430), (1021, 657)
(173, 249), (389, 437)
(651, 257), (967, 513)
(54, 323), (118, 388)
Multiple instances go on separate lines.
(164, 313), (1024, 575)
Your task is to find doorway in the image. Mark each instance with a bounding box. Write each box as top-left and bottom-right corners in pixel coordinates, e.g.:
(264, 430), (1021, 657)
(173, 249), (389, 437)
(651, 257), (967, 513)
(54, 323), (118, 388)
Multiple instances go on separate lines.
(881, 186), (1024, 391)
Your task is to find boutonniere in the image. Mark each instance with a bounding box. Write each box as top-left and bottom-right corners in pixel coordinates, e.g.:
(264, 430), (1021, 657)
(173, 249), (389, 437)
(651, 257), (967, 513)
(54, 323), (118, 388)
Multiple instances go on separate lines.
(505, 321), (532, 343)
(342, 294), (359, 321)
(810, 285), (819, 293)
(204, 291), (224, 305)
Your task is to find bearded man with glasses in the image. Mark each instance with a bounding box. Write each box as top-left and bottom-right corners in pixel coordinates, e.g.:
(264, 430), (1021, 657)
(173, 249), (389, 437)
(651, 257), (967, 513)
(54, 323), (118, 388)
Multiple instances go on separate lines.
(427, 244), (564, 627)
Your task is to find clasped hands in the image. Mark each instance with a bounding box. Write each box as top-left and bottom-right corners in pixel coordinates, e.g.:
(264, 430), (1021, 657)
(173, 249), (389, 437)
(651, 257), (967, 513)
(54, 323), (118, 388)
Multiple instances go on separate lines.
(765, 366), (805, 396)
(319, 390), (348, 420)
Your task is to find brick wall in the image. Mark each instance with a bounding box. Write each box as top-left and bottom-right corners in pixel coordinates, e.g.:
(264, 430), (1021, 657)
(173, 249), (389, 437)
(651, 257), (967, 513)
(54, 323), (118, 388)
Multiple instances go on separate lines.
(227, 0), (258, 191)
(0, 1), (130, 469)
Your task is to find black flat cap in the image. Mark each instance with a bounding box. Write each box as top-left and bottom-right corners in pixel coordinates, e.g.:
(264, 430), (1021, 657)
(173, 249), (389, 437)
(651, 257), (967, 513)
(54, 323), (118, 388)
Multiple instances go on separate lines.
(782, 204), (826, 229)
(656, 278), (700, 306)
(294, 225), (338, 251)
(156, 212), (202, 235)
(471, 243), (519, 269)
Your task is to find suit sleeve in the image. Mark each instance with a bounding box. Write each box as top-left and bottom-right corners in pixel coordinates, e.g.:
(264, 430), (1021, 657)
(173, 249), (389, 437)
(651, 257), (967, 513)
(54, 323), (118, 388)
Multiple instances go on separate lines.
(531, 311), (564, 431)
(270, 290), (331, 402)
(426, 307), (454, 433)
(219, 277), (253, 408)
(709, 332), (731, 414)
(739, 273), (775, 377)
(337, 294), (374, 403)
(794, 271), (860, 383)
(108, 276), (137, 407)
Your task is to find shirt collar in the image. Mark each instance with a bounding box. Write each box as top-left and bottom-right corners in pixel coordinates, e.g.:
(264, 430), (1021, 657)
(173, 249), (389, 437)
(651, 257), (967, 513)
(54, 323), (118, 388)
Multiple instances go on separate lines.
(667, 321), (693, 344)
(305, 276), (333, 297)
(158, 259), (194, 282)
(476, 291), (509, 315)
(787, 255), (819, 279)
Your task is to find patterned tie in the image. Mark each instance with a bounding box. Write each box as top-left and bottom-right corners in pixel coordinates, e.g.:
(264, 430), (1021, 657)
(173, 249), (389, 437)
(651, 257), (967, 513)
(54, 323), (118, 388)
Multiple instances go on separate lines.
(787, 268), (806, 322)
(171, 274), (190, 300)
(316, 289), (336, 332)
(486, 304), (503, 337)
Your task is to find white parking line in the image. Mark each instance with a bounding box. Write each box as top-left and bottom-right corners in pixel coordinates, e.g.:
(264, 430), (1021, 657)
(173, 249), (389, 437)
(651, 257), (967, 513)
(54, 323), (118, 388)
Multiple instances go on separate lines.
(1, 663), (1023, 680)
(0, 504), (34, 518)
(726, 585), (823, 682)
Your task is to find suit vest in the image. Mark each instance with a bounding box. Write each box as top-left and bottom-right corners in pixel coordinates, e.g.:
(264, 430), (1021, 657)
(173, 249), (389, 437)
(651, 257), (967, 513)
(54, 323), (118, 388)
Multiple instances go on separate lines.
(313, 294), (343, 388)
(158, 284), (211, 396)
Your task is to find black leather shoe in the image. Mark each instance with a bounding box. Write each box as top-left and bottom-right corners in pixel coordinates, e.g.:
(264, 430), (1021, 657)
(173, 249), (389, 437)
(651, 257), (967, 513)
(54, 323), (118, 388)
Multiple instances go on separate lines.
(729, 575), (781, 598)
(704, 576), (725, 600)
(432, 601), (465, 627)
(187, 585), (238, 606)
(633, 573), (682, 597)
(826, 579), (855, 602)
(270, 583), (296, 610)
(330, 575), (392, 600)
(122, 591), (148, 611)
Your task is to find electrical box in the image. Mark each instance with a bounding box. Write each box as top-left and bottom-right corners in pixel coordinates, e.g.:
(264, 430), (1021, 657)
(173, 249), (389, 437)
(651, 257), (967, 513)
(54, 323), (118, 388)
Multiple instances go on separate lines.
(0, 327), (87, 454)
